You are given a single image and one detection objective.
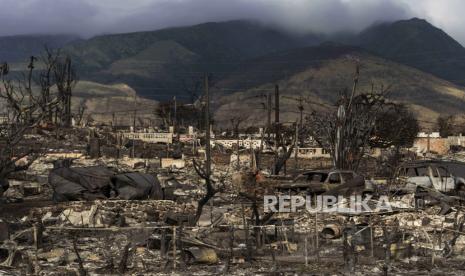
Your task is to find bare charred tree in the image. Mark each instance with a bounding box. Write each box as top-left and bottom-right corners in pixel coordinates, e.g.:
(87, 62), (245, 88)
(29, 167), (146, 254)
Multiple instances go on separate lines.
(73, 237), (87, 276)
(155, 101), (173, 129)
(192, 159), (217, 224)
(75, 99), (87, 126)
(39, 47), (60, 122)
(0, 60), (59, 196)
(190, 73), (221, 225)
(25, 56), (38, 122)
(229, 115), (247, 138)
(54, 56), (77, 127)
(272, 124), (297, 175)
(370, 104), (419, 149)
(0, 50), (74, 196)
(155, 101), (199, 130)
(306, 65), (395, 171)
(370, 104), (420, 173)
(437, 115), (456, 138)
(176, 104), (200, 129)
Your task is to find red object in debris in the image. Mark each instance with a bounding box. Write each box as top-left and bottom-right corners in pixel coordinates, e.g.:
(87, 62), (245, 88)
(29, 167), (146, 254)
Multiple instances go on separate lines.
(256, 172), (265, 183)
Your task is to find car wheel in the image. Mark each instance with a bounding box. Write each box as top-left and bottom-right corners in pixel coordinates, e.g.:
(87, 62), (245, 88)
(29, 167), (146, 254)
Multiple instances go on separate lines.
(457, 183), (465, 198)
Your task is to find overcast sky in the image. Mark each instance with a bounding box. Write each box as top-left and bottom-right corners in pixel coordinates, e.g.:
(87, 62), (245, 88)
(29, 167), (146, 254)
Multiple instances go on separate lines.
(0, 0), (464, 44)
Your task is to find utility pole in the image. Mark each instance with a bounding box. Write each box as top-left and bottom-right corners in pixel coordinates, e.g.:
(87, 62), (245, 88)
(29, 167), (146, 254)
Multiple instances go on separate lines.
(133, 95), (137, 131)
(267, 93), (272, 139)
(298, 96), (304, 147)
(347, 64), (359, 114)
(274, 84), (280, 145)
(205, 74), (211, 181)
(236, 136), (240, 169)
(275, 85), (280, 128)
(273, 84), (280, 175)
(295, 122), (299, 171)
(27, 56), (35, 123)
(65, 57), (72, 127)
(427, 131), (431, 156)
(298, 96), (303, 134)
(250, 136), (255, 171)
(173, 96), (177, 133)
(282, 95), (304, 146)
(132, 95), (137, 158)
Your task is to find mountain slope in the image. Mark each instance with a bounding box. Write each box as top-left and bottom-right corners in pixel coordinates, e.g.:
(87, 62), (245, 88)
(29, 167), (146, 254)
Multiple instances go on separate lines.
(0, 80), (158, 126)
(213, 44), (465, 127)
(67, 20), (320, 70)
(0, 34), (79, 62)
(72, 81), (158, 126)
(63, 17), (465, 100)
(4, 17), (465, 126)
(63, 20), (323, 100)
(355, 18), (465, 85)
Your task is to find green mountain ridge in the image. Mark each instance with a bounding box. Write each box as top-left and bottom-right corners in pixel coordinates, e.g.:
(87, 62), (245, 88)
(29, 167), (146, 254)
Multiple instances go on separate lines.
(3, 18), (465, 125)
(60, 18), (465, 101)
(62, 20), (323, 100)
(355, 18), (465, 85)
(212, 44), (465, 127)
(0, 34), (80, 62)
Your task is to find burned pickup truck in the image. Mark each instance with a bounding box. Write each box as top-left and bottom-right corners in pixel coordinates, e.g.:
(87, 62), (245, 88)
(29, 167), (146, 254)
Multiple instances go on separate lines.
(271, 170), (375, 196)
(389, 161), (465, 195)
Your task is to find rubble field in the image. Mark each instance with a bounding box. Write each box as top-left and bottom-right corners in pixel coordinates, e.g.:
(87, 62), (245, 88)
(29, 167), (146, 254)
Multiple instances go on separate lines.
(2, 141), (465, 275)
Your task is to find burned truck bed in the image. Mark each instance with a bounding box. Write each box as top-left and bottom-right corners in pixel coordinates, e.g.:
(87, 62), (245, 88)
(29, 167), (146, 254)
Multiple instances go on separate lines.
(268, 170), (375, 196)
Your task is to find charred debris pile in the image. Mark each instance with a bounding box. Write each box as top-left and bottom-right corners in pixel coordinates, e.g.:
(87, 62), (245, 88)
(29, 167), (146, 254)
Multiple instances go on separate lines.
(0, 126), (465, 275)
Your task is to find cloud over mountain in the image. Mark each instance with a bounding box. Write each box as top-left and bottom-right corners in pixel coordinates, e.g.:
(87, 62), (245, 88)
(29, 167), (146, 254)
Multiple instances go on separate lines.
(0, 0), (464, 45)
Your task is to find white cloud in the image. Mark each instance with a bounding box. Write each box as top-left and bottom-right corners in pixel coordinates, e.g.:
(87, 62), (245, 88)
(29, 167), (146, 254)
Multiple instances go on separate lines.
(0, 0), (463, 44)
(399, 0), (465, 44)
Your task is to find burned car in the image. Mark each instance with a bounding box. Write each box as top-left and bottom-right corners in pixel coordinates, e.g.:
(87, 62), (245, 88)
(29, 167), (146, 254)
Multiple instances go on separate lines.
(49, 165), (164, 201)
(390, 161), (465, 195)
(273, 170), (375, 196)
